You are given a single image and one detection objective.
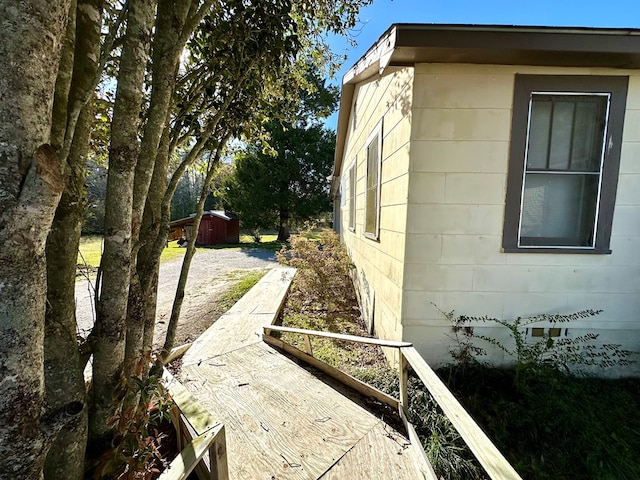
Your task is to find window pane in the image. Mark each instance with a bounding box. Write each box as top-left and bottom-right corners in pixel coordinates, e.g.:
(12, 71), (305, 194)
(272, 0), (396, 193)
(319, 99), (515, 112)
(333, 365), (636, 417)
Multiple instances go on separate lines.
(520, 173), (598, 247)
(527, 94), (608, 172)
(526, 100), (551, 169)
(549, 101), (574, 170)
(365, 134), (379, 235)
(571, 100), (606, 171)
(348, 165), (355, 229)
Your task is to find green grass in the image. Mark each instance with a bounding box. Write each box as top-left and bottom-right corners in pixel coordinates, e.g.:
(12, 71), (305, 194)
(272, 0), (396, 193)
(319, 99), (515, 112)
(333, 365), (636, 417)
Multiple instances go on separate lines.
(77, 236), (185, 269)
(215, 269), (267, 312)
(239, 233), (278, 244)
(77, 236), (104, 268)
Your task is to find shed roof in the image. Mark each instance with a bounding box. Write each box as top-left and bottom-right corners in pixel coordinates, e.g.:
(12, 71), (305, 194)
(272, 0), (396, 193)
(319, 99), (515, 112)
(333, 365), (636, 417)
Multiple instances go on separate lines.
(169, 210), (238, 228)
(332, 23), (640, 194)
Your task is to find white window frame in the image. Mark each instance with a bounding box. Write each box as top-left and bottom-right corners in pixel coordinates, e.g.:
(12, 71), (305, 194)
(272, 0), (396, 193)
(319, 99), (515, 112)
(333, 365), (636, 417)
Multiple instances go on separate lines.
(516, 91), (610, 249)
(364, 121), (382, 240)
(348, 160), (356, 232)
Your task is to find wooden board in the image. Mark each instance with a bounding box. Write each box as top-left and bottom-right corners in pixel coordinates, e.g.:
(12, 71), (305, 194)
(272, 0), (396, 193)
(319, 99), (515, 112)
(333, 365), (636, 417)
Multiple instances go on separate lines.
(319, 422), (435, 480)
(180, 342), (381, 479)
(182, 267), (295, 367)
(402, 347), (522, 480)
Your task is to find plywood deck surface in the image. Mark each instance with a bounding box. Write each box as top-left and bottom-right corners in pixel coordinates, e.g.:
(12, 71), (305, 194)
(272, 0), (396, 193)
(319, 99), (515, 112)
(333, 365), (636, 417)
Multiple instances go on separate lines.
(178, 267), (432, 479)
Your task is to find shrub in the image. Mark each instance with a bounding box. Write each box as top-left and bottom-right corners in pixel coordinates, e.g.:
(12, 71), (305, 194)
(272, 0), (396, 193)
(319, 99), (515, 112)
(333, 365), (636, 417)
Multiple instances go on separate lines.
(443, 308), (634, 381)
(276, 225), (356, 313)
(92, 356), (173, 479)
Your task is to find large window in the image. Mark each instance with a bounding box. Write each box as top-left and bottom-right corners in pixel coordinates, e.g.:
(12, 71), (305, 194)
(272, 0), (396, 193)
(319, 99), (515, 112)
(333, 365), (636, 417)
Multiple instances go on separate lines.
(503, 75), (628, 253)
(365, 122), (382, 239)
(348, 161), (356, 231)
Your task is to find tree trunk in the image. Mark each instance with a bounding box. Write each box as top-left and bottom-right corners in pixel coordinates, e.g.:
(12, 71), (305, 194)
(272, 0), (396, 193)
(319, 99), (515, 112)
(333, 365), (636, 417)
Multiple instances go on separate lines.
(44, 102), (94, 480)
(0, 2), (74, 476)
(278, 206), (290, 241)
(157, 143), (227, 369)
(89, 0), (155, 449)
(136, 130), (172, 362)
(44, 1), (103, 476)
(126, 0), (192, 372)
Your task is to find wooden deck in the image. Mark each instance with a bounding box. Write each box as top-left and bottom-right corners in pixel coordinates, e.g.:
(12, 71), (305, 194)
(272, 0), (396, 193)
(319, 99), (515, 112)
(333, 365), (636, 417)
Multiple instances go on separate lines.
(175, 267), (433, 479)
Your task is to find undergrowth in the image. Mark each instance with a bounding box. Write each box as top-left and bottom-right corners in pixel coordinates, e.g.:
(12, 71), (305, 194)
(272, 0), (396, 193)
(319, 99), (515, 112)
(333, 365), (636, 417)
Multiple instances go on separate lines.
(442, 363), (640, 480)
(91, 356), (173, 479)
(440, 308), (640, 479)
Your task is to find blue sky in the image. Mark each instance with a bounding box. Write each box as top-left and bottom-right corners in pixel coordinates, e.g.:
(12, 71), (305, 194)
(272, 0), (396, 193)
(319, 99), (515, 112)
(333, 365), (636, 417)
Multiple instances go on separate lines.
(325, 0), (640, 128)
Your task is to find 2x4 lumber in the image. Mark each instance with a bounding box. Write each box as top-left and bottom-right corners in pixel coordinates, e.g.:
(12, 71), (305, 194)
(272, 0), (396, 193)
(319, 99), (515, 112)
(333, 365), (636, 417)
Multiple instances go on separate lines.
(401, 347), (522, 480)
(264, 325), (413, 348)
(209, 426), (229, 480)
(399, 354), (409, 408)
(163, 369), (220, 435)
(165, 343), (192, 364)
(157, 430), (218, 480)
(263, 334), (399, 410)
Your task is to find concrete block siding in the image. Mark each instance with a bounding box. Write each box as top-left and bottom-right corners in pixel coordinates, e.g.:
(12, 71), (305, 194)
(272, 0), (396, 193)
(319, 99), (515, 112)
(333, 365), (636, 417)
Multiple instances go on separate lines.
(340, 61), (640, 375)
(404, 64), (640, 374)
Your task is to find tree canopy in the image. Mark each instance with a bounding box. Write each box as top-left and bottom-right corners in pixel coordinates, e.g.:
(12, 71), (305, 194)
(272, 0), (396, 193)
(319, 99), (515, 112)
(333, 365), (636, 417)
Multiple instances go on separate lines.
(224, 123), (336, 240)
(222, 70), (338, 240)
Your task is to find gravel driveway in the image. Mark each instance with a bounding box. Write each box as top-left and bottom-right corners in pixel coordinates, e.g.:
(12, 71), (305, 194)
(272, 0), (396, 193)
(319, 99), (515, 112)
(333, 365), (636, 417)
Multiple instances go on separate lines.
(76, 246), (278, 342)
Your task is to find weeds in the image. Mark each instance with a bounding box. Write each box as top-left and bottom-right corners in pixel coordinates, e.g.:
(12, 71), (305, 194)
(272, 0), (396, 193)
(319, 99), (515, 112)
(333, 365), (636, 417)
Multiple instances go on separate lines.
(444, 308), (634, 381)
(439, 307), (640, 479)
(93, 356), (173, 479)
(351, 366), (484, 480)
(216, 269), (266, 312)
(277, 224), (356, 313)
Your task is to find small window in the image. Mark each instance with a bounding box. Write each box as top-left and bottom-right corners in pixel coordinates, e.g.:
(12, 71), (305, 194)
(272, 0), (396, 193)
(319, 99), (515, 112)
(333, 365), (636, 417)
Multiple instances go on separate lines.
(365, 122), (382, 239)
(352, 99), (358, 131)
(348, 162), (356, 231)
(503, 75), (628, 253)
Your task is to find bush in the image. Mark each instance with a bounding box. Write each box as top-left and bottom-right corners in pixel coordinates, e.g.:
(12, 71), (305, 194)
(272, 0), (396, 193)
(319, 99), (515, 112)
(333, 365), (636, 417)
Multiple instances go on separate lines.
(439, 308), (640, 479)
(276, 225), (356, 313)
(92, 356), (173, 479)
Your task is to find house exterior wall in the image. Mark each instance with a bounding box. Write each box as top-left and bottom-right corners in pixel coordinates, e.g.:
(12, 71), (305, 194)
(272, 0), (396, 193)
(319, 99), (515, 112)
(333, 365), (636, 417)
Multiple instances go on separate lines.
(404, 63), (640, 374)
(339, 66), (414, 345)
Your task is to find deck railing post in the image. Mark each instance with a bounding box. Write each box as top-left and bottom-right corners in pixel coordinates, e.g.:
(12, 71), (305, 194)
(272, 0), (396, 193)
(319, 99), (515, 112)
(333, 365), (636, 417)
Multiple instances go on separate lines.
(399, 349), (409, 410)
(304, 334), (313, 356)
(209, 425), (229, 480)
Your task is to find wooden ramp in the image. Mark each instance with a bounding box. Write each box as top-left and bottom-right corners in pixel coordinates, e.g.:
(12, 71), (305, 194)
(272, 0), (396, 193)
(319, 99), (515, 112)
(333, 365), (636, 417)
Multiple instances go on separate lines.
(176, 267), (433, 479)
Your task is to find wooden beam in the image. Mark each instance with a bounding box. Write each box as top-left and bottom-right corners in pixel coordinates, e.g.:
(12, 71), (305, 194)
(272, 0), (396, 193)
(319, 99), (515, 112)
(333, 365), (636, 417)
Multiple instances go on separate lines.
(398, 407), (438, 479)
(163, 369), (220, 435)
(209, 425), (229, 480)
(399, 352), (409, 409)
(401, 347), (522, 480)
(165, 343), (193, 364)
(303, 334), (313, 355)
(263, 334), (399, 410)
(264, 325), (413, 348)
(158, 431), (219, 480)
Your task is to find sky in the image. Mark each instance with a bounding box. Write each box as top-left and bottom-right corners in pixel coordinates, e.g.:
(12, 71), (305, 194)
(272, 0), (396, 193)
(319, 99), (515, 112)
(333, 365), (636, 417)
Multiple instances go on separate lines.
(325, 0), (640, 128)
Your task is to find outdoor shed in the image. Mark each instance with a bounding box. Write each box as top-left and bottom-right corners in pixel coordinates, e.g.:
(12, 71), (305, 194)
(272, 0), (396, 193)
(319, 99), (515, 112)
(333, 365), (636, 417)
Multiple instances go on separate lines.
(169, 210), (240, 246)
(331, 24), (640, 376)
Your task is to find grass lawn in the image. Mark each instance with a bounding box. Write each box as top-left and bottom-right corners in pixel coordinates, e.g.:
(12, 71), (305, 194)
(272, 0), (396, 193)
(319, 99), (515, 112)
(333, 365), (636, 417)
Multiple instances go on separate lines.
(239, 233), (278, 243)
(77, 236), (185, 269)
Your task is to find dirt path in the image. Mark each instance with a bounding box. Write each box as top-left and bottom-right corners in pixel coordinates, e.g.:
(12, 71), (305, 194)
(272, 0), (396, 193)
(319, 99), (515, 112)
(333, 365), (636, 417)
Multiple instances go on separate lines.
(75, 246), (278, 347)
